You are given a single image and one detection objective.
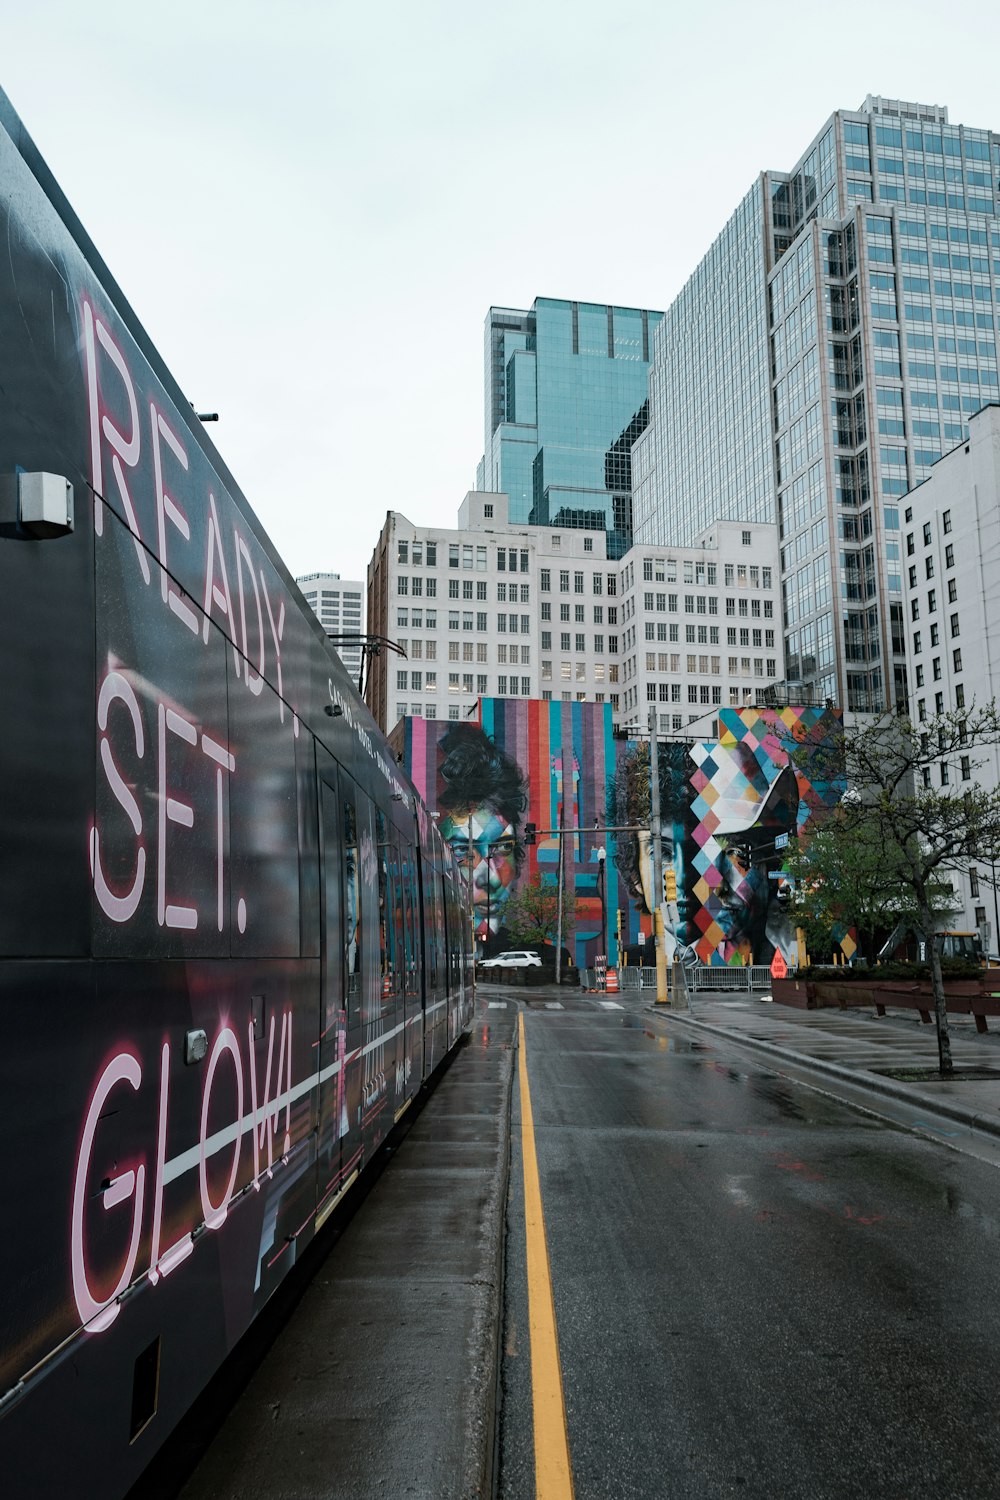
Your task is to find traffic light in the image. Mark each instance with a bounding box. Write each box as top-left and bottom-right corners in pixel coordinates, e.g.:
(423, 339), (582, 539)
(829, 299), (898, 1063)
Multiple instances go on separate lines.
(524, 822), (536, 845)
(663, 869), (677, 902)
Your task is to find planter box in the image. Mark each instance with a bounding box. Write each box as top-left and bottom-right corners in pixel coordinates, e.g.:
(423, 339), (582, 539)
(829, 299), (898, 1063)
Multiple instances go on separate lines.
(771, 977), (816, 1009)
(812, 981), (878, 1010)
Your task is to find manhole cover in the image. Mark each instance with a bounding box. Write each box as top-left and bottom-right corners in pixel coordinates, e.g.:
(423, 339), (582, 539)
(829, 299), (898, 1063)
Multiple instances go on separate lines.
(874, 1067), (1000, 1082)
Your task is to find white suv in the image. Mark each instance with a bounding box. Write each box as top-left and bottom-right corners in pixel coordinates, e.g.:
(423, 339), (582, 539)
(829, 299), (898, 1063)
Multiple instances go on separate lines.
(480, 950), (542, 969)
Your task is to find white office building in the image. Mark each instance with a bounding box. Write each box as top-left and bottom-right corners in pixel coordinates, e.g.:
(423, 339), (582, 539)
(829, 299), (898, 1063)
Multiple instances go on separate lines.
(366, 494), (783, 738)
(297, 572), (365, 684)
(618, 521), (785, 736)
(902, 403), (1000, 941)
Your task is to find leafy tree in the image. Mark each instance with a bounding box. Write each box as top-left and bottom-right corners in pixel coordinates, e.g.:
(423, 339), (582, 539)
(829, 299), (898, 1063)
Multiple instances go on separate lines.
(785, 818), (958, 965)
(787, 704), (1000, 1076)
(503, 875), (576, 951)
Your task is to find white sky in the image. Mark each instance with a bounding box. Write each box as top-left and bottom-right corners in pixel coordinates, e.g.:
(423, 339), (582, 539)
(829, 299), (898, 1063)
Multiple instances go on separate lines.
(5, 0), (1000, 585)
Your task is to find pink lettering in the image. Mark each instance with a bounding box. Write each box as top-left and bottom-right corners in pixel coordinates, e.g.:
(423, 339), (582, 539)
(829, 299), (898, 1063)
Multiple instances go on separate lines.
(157, 703), (198, 930)
(151, 403), (197, 634)
(92, 670), (146, 923)
(202, 492), (241, 677)
(71, 1053), (146, 1332)
(148, 1042), (194, 1285)
(201, 733), (235, 932)
(198, 1028), (244, 1230)
(246, 1009), (293, 1186)
(235, 532), (265, 697)
(83, 300), (148, 580)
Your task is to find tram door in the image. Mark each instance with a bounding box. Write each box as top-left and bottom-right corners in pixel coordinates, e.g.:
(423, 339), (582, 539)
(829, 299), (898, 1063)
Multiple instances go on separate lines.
(316, 766), (364, 1217)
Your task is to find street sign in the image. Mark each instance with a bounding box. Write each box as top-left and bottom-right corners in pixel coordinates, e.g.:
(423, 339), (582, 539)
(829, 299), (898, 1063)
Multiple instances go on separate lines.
(770, 950), (788, 979)
(774, 832), (790, 850)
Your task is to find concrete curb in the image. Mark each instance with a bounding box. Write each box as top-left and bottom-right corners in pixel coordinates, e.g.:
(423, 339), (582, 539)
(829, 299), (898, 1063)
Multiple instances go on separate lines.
(652, 1007), (1000, 1142)
(464, 1019), (515, 1500)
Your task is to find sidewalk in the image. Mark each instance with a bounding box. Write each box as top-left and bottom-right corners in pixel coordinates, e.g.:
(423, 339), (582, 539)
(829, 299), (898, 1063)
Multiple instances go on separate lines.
(656, 990), (1000, 1140)
(177, 992), (516, 1500)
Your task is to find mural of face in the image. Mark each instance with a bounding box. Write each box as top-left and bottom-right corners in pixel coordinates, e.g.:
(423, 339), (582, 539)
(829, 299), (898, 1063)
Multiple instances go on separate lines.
(636, 828), (692, 962)
(438, 806), (518, 942)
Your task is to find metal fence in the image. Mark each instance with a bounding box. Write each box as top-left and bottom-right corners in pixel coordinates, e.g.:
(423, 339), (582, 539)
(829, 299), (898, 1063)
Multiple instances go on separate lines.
(683, 964), (776, 993)
(582, 964), (777, 994)
(619, 967), (657, 991)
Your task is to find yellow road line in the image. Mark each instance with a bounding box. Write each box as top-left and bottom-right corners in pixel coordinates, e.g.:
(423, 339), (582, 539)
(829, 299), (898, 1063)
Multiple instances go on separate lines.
(517, 1011), (575, 1499)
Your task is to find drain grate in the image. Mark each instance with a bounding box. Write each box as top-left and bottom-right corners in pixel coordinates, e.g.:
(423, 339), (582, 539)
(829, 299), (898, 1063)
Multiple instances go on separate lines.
(874, 1066), (1000, 1082)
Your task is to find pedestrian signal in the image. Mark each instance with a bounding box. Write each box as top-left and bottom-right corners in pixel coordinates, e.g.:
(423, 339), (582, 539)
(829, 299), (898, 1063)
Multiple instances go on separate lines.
(524, 822), (536, 845)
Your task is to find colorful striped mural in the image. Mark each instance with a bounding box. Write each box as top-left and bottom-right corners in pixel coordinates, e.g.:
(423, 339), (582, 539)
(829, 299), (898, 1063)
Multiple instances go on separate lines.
(400, 701), (622, 967)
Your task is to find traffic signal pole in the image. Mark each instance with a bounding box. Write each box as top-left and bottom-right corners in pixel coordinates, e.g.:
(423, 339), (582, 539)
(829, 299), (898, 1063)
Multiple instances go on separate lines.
(648, 705), (669, 1006)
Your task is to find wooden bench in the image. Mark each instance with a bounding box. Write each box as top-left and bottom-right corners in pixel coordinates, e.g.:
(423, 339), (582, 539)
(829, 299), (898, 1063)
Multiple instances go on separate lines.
(873, 981), (1000, 1034)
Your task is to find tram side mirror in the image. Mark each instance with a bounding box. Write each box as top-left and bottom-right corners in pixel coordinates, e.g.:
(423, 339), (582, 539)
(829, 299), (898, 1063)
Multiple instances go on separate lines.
(18, 472), (74, 538)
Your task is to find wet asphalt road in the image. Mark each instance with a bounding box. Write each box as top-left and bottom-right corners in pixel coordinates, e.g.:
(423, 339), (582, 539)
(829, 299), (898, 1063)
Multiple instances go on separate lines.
(500, 990), (1000, 1500)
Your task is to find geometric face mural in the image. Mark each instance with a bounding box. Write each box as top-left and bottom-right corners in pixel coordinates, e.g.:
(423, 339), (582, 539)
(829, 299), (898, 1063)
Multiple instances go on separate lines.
(398, 700), (844, 969)
(685, 705), (844, 965)
(608, 704), (844, 968)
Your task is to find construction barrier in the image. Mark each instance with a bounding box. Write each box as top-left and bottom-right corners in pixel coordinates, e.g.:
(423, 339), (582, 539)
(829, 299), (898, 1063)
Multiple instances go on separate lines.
(605, 968), (619, 993)
(684, 964), (776, 993)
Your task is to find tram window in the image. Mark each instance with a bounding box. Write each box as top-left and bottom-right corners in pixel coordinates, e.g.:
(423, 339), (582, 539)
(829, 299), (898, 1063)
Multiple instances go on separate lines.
(377, 811), (391, 996)
(130, 1336), (161, 1440)
(344, 800), (361, 1018)
(401, 847), (417, 996)
(390, 841), (404, 993)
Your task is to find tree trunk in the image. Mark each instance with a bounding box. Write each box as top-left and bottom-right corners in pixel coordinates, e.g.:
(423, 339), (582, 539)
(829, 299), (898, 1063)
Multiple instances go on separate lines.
(919, 895), (954, 1077)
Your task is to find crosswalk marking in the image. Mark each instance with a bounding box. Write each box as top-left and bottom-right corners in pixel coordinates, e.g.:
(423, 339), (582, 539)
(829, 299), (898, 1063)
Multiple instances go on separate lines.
(488, 1001), (508, 1009)
(598, 1000), (624, 1010)
(544, 1002), (564, 1010)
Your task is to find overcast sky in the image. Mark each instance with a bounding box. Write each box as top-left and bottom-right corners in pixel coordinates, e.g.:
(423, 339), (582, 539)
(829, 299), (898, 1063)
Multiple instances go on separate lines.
(5, 0), (1000, 585)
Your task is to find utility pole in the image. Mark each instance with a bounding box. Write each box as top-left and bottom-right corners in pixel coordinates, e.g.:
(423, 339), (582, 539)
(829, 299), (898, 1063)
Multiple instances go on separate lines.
(648, 704), (668, 1005)
(597, 846), (607, 984)
(555, 802), (565, 986)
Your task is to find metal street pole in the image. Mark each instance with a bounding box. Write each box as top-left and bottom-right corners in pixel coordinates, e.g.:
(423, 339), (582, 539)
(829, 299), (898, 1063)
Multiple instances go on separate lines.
(648, 704), (668, 1006)
(555, 807), (565, 986)
(597, 846), (607, 989)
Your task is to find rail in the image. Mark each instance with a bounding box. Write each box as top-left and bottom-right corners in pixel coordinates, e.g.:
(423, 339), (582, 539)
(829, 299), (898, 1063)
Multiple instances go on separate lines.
(683, 964), (778, 993)
(583, 964), (779, 994)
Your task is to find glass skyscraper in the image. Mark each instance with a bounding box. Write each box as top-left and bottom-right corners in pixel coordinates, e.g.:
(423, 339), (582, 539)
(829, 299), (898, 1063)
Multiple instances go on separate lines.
(477, 297), (663, 559)
(633, 95), (1000, 712)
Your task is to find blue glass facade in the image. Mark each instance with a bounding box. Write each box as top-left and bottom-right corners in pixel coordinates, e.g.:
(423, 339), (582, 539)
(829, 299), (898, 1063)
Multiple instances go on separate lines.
(478, 297), (662, 559)
(636, 96), (1000, 713)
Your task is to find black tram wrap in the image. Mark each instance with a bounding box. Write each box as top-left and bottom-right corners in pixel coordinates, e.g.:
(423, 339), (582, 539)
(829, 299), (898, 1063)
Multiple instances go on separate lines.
(0, 87), (473, 1497)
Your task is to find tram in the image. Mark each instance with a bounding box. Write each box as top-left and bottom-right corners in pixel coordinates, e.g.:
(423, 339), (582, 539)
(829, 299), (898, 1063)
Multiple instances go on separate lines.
(0, 87), (473, 1497)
